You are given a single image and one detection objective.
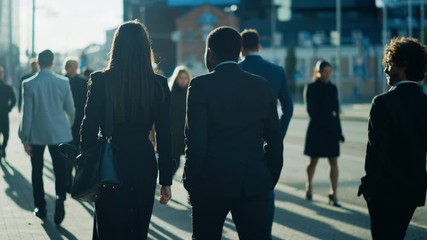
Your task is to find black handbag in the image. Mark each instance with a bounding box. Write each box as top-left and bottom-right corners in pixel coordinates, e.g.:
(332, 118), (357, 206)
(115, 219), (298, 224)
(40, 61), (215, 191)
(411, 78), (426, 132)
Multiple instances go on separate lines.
(70, 89), (120, 202)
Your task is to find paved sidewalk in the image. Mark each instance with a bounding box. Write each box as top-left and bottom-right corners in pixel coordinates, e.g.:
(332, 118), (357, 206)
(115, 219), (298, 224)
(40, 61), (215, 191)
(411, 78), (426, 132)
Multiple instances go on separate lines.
(1, 108), (427, 239)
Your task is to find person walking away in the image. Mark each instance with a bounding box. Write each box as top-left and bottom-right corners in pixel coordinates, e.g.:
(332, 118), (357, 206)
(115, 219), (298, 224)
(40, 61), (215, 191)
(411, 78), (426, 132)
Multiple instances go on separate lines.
(239, 28), (293, 230)
(0, 66), (16, 160)
(184, 26), (283, 239)
(80, 20), (174, 239)
(64, 57), (87, 192)
(19, 49), (75, 225)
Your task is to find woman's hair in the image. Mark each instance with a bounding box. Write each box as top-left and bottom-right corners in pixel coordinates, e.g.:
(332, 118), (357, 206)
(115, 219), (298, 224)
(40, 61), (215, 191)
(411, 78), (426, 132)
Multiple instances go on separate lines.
(383, 37), (427, 82)
(312, 59), (332, 81)
(105, 20), (163, 123)
(169, 65), (192, 91)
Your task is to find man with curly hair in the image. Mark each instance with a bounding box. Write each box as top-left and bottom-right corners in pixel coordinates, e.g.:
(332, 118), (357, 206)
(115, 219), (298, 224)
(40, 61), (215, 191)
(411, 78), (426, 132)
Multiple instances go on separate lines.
(358, 37), (427, 239)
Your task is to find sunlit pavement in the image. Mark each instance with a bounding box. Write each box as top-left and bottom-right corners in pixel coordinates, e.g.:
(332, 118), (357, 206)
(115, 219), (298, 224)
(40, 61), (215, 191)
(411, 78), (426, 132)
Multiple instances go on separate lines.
(1, 107), (426, 240)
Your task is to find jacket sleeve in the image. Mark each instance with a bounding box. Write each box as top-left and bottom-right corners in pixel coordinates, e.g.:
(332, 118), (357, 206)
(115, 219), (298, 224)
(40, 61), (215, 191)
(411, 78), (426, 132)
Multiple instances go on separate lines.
(263, 88), (284, 188)
(154, 76), (174, 186)
(80, 74), (103, 151)
(183, 78), (208, 192)
(277, 68), (293, 139)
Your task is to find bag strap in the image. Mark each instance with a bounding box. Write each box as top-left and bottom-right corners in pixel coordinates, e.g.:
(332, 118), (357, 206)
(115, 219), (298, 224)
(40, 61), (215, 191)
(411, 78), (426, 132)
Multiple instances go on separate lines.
(104, 84), (114, 138)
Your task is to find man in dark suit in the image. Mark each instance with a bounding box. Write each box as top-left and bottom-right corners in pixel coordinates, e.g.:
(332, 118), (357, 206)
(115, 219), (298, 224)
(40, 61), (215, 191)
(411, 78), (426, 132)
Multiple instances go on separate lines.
(0, 65), (16, 160)
(184, 26), (283, 239)
(64, 58), (87, 192)
(239, 28), (293, 230)
(358, 37), (427, 239)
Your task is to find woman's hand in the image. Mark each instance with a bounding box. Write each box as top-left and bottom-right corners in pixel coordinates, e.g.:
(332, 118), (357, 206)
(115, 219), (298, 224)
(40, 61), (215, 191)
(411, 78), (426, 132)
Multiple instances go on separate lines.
(159, 185), (172, 205)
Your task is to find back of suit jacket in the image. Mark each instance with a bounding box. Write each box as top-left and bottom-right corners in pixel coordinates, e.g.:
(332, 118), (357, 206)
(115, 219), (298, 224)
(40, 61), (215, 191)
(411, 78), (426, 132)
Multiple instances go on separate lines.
(239, 55), (293, 138)
(184, 63), (283, 197)
(360, 83), (427, 206)
(20, 69), (75, 145)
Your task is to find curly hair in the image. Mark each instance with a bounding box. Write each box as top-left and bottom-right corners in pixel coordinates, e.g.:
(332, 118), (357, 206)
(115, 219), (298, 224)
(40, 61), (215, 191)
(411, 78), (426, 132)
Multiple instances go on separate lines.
(383, 37), (427, 82)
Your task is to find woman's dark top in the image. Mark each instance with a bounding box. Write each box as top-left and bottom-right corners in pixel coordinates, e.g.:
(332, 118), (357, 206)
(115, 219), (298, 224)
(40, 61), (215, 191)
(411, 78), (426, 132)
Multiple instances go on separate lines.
(170, 85), (187, 158)
(80, 71), (174, 239)
(304, 78), (343, 157)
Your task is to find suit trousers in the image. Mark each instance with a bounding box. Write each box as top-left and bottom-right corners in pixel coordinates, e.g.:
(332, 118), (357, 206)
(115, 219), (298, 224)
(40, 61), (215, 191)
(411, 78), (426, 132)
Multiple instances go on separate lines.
(0, 114), (9, 151)
(367, 199), (416, 240)
(31, 145), (67, 209)
(190, 191), (271, 240)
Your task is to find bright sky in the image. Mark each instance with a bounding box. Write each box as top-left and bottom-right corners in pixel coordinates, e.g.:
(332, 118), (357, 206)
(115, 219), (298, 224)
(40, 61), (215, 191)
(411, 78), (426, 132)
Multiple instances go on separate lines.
(20, 0), (123, 54)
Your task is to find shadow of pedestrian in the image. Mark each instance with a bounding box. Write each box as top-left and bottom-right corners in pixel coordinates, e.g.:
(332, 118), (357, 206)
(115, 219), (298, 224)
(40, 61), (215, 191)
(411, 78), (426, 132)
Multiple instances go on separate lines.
(40, 220), (79, 240)
(0, 160), (55, 212)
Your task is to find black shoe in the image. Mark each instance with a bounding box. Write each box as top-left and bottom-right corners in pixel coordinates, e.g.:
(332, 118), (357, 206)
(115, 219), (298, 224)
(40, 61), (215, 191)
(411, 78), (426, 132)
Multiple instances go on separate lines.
(305, 191), (313, 201)
(328, 194), (342, 207)
(54, 199), (65, 225)
(33, 207), (47, 219)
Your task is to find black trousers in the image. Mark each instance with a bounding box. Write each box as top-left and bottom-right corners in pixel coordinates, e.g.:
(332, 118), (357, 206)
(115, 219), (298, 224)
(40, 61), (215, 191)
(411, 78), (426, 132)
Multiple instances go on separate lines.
(367, 199), (416, 240)
(31, 145), (67, 209)
(190, 191), (271, 240)
(0, 115), (9, 152)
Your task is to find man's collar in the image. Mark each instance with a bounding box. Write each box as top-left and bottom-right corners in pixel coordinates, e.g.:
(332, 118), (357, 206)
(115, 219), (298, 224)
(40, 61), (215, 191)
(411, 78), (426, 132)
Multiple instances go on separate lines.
(214, 61), (237, 70)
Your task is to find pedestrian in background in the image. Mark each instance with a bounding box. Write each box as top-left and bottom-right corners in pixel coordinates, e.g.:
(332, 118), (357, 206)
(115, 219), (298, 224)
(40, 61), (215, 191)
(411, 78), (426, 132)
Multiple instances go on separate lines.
(0, 65), (16, 160)
(358, 37), (427, 240)
(169, 65), (191, 178)
(303, 60), (344, 207)
(239, 29), (293, 139)
(239, 28), (293, 231)
(80, 20), (174, 239)
(19, 59), (39, 111)
(184, 26), (283, 239)
(64, 57), (87, 192)
(19, 49), (75, 224)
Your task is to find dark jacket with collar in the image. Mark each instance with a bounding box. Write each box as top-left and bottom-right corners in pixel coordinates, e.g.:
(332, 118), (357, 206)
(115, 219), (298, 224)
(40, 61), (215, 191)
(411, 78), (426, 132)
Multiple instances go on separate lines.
(359, 82), (427, 207)
(239, 54), (293, 139)
(184, 62), (283, 197)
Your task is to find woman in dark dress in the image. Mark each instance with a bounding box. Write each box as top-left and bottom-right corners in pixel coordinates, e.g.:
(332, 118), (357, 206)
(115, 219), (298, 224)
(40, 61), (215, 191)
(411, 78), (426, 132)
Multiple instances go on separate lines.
(169, 66), (191, 178)
(80, 20), (174, 239)
(303, 60), (344, 207)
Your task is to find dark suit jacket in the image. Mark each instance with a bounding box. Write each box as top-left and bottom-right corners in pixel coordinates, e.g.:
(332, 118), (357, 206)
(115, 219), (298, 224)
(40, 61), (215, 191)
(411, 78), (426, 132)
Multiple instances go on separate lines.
(184, 62), (283, 198)
(359, 83), (427, 207)
(81, 71), (174, 187)
(67, 74), (88, 145)
(239, 54), (293, 139)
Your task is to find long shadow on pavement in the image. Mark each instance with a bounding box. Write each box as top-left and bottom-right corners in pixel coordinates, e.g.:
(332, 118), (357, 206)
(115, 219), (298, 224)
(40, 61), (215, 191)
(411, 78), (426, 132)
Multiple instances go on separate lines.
(0, 160), (56, 212)
(274, 187), (427, 239)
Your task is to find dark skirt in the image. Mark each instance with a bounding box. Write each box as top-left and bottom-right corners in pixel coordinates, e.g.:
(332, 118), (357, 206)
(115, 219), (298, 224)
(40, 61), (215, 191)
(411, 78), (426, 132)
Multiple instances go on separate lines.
(304, 119), (340, 158)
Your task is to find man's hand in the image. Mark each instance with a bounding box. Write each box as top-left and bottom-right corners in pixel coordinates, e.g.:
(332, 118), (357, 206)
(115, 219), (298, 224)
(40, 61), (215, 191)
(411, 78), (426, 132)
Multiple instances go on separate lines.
(24, 144), (32, 156)
(159, 185), (172, 205)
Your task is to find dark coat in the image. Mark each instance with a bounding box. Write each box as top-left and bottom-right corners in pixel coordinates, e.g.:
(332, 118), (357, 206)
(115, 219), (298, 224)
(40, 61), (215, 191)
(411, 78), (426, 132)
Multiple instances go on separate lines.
(304, 79), (343, 157)
(239, 55), (294, 139)
(184, 63), (283, 197)
(80, 71), (174, 239)
(359, 83), (427, 207)
(67, 74), (87, 145)
(170, 85), (187, 157)
(0, 81), (16, 116)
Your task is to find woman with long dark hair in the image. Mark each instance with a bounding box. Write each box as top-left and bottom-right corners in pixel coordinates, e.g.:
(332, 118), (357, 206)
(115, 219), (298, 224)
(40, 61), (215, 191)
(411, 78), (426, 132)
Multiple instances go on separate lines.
(80, 20), (174, 239)
(303, 60), (344, 207)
